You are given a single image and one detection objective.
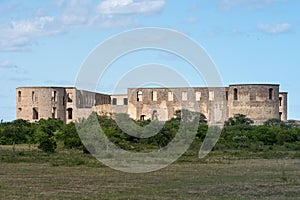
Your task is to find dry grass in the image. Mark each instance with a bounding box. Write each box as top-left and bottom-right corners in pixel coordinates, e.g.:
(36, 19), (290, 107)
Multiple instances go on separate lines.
(0, 146), (299, 199)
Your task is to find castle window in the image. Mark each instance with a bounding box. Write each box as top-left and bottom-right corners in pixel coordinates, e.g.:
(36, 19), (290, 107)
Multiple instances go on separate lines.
(269, 88), (273, 100)
(137, 91), (143, 101)
(67, 93), (73, 102)
(279, 112), (283, 120)
(140, 115), (146, 121)
(112, 98), (117, 105)
(152, 110), (158, 120)
(279, 97), (282, 106)
(182, 92), (187, 101)
(67, 108), (73, 120)
(123, 98), (128, 105)
(32, 108), (39, 120)
(234, 88), (238, 100)
(209, 91), (214, 101)
(18, 91), (21, 102)
(18, 108), (22, 115)
(196, 91), (201, 101)
(152, 91), (157, 101)
(225, 91), (228, 101)
(52, 91), (57, 102)
(52, 107), (57, 119)
(168, 91), (173, 101)
(32, 91), (35, 102)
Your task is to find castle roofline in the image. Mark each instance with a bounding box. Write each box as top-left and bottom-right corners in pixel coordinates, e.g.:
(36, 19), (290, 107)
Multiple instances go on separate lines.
(16, 86), (76, 89)
(229, 83), (280, 87)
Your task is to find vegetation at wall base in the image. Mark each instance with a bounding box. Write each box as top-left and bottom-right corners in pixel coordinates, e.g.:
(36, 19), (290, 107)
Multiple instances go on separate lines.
(0, 111), (299, 155)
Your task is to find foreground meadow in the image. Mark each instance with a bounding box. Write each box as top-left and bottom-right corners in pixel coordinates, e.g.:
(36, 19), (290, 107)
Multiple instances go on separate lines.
(0, 145), (299, 199)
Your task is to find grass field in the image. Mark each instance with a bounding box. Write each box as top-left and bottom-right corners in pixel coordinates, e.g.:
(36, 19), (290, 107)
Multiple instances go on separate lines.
(0, 145), (300, 199)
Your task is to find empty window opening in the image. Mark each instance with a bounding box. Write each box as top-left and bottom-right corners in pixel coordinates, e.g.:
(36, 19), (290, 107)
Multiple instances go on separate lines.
(18, 108), (22, 115)
(137, 91), (143, 101)
(279, 97), (282, 106)
(168, 91), (174, 101)
(18, 91), (21, 102)
(67, 108), (73, 120)
(152, 91), (157, 101)
(123, 98), (128, 105)
(112, 98), (117, 105)
(32, 108), (39, 120)
(52, 107), (57, 119)
(182, 92), (187, 101)
(52, 91), (57, 102)
(196, 91), (201, 101)
(279, 112), (283, 120)
(152, 110), (158, 120)
(67, 93), (73, 102)
(140, 115), (146, 121)
(225, 91), (228, 101)
(234, 88), (238, 100)
(32, 91), (35, 102)
(209, 91), (215, 101)
(269, 88), (274, 100)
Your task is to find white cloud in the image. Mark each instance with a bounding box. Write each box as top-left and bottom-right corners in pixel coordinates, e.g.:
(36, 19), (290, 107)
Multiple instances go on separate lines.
(0, 0), (166, 52)
(257, 22), (291, 34)
(220, 0), (285, 11)
(97, 0), (165, 14)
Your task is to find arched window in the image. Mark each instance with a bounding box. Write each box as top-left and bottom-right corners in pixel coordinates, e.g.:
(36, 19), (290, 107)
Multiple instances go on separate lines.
(137, 91), (143, 101)
(152, 110), (158, 120)
(234, 88), (238, 100)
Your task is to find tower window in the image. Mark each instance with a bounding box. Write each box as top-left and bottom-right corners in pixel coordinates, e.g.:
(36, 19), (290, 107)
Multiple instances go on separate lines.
(168, 91), (173, 101)
(52, 91), (57, 102)
(234, 88), (238, 100)
(152, 91), (157, 101)
(18, 91), (21, 102)
(196, 91), (201, 101)
(269, 88), (274, 100)
(279, 97), (282, 106)
(182, 92), (187, 101)
(52, 107), (57, 119)
(67, 108), (73, 120)
(137, 91), (143, 101)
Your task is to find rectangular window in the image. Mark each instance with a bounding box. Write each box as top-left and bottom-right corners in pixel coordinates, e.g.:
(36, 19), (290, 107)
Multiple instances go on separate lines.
(33, 108), (39, 120)
(52, 91), (57, 102)
(67, 108), (73, 120)
(234, 88), (238, 100)
(152, 91), (157, 101)
(182, 92), (187, 101)
(168, 92), (173, 101)
(225, 91), (228, 101)
(52, 107), (57, 119)
(209, 91), (214, 101)
(67, 93), (73, 102)
(279, 97), (282, 106)
(112, 98), (117, 105)
(123, 98), (128, 105)
(18, 91), (21, 102)
(195, 91), (201, 101)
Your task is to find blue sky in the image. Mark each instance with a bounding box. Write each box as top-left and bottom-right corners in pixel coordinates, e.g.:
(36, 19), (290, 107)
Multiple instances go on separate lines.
(0, 0), (299, 121)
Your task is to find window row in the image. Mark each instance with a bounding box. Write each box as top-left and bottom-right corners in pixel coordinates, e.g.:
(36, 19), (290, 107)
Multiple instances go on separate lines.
(112, 98), (128, 105)
(135, 88), (276, 102)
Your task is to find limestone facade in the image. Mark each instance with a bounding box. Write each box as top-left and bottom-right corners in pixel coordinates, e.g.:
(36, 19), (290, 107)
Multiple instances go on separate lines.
(16, 84), (288, 124)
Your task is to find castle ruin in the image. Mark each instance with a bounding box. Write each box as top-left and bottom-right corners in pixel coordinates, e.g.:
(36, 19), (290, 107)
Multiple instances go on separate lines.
(16, 84), (288, 125)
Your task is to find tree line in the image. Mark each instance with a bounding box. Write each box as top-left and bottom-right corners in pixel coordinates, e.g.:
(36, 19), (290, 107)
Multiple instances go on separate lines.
(0, 111), (299, 153)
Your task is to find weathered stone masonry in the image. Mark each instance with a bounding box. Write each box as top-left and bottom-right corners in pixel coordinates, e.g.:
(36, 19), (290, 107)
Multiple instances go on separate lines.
(16, 84), (288, 124)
